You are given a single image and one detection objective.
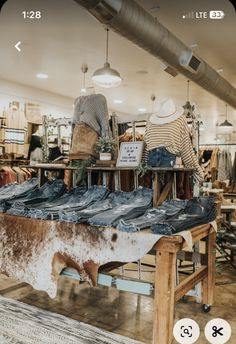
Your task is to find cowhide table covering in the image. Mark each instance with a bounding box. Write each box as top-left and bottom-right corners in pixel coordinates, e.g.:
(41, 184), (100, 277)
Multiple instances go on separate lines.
(0, 214), (161, 298)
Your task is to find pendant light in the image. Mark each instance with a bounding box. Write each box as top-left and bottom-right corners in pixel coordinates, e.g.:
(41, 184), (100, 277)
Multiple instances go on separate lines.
(218, 104), (233, 133)
(81, 63), (88, 93)
(92, 28), (122, 88)
(182, 80), (195, 118)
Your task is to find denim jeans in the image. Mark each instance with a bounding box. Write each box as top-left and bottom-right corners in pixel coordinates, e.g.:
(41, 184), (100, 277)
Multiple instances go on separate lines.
(152, 197), (216, 235)
(58, 186), (109, 221)
(7, 180), (67, 217)
(59, 190), (137, 223)
(29, 186), (109, 220)
(147, 147), (176, 167)
(117, 200), (188, 232)
(0, 179), (39, 213)
(89, 188), (153, 227)
(28, 187), (87, 219)
(0, 179), (38, 203)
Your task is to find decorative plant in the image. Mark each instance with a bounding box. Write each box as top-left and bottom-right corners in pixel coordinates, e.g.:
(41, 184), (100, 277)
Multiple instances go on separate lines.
(95, 137), (117, 154)
(136, 163), (151, 177)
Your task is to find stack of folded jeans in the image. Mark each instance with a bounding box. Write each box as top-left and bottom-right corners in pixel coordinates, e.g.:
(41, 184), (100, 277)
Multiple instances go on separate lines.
(60, 190), (137, 223)
(54, 186), (109, 222)
(89, 188), (153, 227)
(0, 179), (38, 212)
(117, 200), (188, 232)
(6, 179), (66, 217)
(28, 186), (87, 220)
(151, 197), (216, 235)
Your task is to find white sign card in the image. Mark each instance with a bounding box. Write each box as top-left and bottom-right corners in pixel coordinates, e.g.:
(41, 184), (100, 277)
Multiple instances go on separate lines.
(116, 141), (144, 167)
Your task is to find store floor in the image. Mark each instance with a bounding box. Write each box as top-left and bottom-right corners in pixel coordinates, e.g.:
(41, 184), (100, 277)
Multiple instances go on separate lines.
(0, 259), (236, 344)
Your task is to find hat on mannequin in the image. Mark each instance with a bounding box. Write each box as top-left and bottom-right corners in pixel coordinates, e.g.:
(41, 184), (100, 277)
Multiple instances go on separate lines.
(149, 98), (185, 125)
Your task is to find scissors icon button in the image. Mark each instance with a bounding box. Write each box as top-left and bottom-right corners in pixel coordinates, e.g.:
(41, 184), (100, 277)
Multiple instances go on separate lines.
(205, 319), (231, 344)
(212, 325), (223, 337)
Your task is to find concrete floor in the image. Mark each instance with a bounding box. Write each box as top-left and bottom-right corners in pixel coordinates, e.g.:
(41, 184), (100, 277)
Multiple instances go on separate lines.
(0, 259), (236, 344)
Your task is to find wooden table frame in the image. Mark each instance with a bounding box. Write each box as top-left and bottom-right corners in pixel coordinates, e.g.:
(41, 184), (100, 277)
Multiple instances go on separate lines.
(21, 164), (79, 187)
(86, 166), (194, 206)
(152, 223), (216, 344)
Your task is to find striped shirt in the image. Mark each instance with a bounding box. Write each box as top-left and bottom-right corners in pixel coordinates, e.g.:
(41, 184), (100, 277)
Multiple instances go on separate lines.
(72, 94), (110, 137)
(144, 115), (204, 182)
(3, 109), (28, 156)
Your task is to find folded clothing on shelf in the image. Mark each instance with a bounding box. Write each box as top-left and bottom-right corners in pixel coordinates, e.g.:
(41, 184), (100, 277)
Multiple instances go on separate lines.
(0, 178), (38, 212)
(6, 179), (67, 216)
(54, 186), (109, 221)
(28, 186), (87, 220)
(89, 187), (153, 227)
(151, 197), (216, 235)
(117, 197), (216, 235)
(60, 190), (138, 223)
(117, 199), (188, 232)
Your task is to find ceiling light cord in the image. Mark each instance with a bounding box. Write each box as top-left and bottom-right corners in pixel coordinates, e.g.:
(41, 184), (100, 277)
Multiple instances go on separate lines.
(225, 104), (228, 120)
(187, 79), (190, 101)
(91, 27), (122, 88)
(106, 28), (109, 63)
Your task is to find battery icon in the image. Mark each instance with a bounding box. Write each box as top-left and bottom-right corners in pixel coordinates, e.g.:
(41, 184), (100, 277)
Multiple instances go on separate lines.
(209, 10), (225, 19)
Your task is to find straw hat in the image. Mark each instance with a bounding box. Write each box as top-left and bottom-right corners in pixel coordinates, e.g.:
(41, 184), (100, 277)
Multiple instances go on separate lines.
(149, 98), (184, 125)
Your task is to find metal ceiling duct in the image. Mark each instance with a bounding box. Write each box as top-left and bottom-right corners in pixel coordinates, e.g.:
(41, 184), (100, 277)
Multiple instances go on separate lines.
(74, 0), (236, 109)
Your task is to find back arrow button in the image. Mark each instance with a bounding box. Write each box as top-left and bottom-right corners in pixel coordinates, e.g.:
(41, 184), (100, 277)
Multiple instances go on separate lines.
(14, 41), (21, 52)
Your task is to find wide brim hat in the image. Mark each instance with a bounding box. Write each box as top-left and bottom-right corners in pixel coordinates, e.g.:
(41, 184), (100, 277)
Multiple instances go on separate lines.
(149, 98), (185, 125)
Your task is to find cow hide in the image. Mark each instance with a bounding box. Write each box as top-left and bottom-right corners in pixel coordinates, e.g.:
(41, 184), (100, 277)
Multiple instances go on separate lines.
(0, 214), (160, 298)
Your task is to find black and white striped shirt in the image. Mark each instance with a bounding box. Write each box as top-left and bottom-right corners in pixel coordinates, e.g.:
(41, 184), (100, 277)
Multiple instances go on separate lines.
(144, 115), (204, 182)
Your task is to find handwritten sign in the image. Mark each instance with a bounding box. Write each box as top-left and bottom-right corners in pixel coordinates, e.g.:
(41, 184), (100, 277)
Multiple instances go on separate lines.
(116, 141), (144, 167)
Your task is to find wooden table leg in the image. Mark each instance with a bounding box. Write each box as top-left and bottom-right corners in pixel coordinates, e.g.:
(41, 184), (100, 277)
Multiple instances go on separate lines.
(202, 230), (216, 308)
(114, 171), (121, 191)
(153, 172), (160, 207)
(153, 250), (176, 344)
(87, 171), (92, 188)
(38, 168), (45, 187)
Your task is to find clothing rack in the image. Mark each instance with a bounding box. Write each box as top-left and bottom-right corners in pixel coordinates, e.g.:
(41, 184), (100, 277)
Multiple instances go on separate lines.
(42, 115), (72, 158)
(111, 113), (147, 143)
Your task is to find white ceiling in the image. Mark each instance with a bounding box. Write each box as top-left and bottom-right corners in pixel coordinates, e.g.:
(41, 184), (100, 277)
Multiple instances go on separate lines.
(0, 0), (236, 142)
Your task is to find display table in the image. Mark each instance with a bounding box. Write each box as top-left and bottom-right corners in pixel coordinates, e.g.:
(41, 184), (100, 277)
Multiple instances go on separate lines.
(0, 213), (215, 344)
(86, 166), (194, 206)
(20, 164), (78, 186)
(152, 223), (215, 344)
(221, 204), (236, 227)
(223, 192), (236, 200)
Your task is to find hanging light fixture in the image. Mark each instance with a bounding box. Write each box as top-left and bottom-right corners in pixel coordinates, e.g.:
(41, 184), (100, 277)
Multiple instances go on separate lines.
(81, 63), (88, 93)
(92, 28), (122, 88)
(182, 80), (195, 119)
(218, 104), (233, 133)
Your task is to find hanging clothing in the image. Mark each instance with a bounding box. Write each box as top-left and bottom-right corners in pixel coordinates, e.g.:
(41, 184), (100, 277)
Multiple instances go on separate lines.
(210, 148), (219, 182)
(232, 152), (236, 182)
(218, 149), (232, 182)
(72, 94), (110, 137)
(0, 165), (32, 187)
(0, 166), (16, 186)
(143, 114), (204, 182)
(28, 135), (42, 159)
(3, 108), (27, 156)
(0, 117), (6, 147)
